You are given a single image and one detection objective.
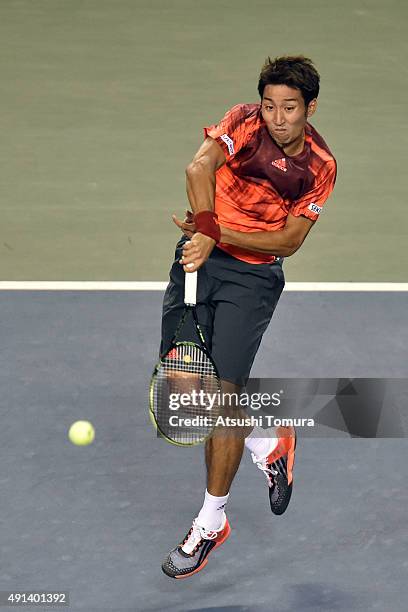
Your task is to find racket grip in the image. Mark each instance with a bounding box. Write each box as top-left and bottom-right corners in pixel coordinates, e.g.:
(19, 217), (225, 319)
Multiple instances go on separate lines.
(184, 270), (198, 306)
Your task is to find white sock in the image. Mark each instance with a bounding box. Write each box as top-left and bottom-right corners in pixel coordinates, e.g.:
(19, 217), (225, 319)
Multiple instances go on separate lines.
(197, 489), (229, 531)
(245, 426), (278, 461)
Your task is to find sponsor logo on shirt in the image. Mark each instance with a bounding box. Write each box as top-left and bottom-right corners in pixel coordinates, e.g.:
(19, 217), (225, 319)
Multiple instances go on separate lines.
(220, 133), (235, 155)
(308, 202), (322, 215)
(271, 157), (287, 172)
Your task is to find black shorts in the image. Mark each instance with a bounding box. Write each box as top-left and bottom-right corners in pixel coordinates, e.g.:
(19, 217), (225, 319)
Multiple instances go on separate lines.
(160, 238), (285, 386)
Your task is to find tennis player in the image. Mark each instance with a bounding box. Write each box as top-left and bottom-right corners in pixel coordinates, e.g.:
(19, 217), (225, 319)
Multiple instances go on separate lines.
(160, 56), (337, 578)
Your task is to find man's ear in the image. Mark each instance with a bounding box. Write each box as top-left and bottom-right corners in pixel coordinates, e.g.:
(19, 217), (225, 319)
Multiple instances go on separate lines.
(306, 99), (318, 117)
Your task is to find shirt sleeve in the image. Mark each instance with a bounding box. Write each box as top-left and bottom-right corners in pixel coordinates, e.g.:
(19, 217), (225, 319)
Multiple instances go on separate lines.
(291, 159), (337, 221)
(203, 104), (251, 161)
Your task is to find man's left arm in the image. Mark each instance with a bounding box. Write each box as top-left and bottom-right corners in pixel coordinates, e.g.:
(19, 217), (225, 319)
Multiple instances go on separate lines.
(219, 158), (337, 257)
(220, 213), (315, 257)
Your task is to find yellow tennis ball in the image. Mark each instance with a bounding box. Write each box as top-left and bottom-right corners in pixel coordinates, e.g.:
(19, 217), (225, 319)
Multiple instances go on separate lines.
(183, 354), (192, 363)
(68, 421), (95, 446)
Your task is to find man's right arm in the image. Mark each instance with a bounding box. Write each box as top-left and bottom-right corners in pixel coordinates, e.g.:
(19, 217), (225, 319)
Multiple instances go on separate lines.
(177, 137), (226, 273)
(185, 137), (226, 214)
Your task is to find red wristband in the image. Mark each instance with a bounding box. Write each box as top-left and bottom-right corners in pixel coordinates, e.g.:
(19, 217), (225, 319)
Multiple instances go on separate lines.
(194, 210), (221, 243)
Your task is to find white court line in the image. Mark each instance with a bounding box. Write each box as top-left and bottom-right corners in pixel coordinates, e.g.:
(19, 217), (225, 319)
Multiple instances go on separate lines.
(0, 281), (407, 291)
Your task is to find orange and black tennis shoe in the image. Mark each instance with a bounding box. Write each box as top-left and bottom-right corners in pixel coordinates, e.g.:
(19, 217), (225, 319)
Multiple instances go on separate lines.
(252, 426), (297, 515)
(161, 513), (231, 578)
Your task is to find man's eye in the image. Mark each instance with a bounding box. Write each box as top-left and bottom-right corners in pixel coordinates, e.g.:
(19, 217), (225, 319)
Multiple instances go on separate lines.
(286, 107), (295, 111)
(266, 106), (273, 111)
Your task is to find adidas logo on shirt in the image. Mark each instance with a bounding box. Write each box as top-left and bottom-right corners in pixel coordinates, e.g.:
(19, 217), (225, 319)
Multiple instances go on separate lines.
(271, 158), (287, 172)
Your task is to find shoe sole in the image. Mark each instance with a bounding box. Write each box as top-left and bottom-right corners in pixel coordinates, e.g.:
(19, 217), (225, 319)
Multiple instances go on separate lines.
(270, 477), (293, 515)
(270, 428), (297, 515)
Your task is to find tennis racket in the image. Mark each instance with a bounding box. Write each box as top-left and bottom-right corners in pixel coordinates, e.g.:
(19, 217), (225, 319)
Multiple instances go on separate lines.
(149, 270), (221, 446)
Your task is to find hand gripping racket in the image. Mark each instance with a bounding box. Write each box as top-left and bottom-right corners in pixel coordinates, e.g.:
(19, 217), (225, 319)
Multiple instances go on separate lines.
(149, 271), (221, 446)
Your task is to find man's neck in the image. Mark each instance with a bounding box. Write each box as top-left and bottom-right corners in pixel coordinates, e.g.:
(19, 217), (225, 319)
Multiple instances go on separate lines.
(282, 129), (306, 157)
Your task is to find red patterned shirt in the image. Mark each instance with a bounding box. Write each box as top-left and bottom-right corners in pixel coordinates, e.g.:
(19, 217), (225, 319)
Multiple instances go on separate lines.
(204, 103), (337, 264)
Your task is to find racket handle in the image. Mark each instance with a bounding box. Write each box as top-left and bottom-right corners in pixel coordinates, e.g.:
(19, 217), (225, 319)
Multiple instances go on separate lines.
(184, 270), (198, 306)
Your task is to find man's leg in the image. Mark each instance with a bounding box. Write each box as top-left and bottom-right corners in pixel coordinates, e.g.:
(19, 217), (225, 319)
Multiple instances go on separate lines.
(204, 380), (250, 497)
(205, 432), (244, 497)
(194, 380), (253, 535)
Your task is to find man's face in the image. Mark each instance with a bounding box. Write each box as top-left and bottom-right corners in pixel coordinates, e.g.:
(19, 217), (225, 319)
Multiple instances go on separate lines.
(261, 84), (317, 152)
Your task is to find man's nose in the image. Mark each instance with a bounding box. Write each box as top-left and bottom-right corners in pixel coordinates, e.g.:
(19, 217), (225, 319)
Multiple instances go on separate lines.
(273, 110), (284, 125)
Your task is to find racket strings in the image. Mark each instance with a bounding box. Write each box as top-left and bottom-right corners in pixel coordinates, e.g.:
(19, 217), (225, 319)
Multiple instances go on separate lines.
(162, 344), (216, 377)
(152, 343), (220, 444)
